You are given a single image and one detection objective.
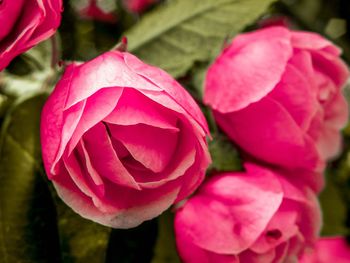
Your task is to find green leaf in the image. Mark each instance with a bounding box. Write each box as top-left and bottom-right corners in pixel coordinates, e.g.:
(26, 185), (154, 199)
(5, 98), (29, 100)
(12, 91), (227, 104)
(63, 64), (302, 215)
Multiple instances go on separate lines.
(0, 94), (11, 121)
(1, 40), (58, 97)
(105, 219), (158, 263)
(320, 172), (348, 236)
(209, 133), (242, 172)
(126, 0), (277, 77)
(53, 195), (111, 263)
(151, 211), (181, 263)
(0, 93), (62, 263)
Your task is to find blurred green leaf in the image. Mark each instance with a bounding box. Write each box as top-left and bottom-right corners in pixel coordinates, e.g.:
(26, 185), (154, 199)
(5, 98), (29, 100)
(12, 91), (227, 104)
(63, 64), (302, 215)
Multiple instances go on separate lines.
(320, 172), (348, 236)
(53, 195), (110, 263)
(105, 219), (158, 263)
(0, 92), (62, 263)
(126, 0), (277, 77)
(1, 40), (57, 97)
(152, 211), (181, 263)
(209, 134), (242, 172)
(0, 94), (10, 120)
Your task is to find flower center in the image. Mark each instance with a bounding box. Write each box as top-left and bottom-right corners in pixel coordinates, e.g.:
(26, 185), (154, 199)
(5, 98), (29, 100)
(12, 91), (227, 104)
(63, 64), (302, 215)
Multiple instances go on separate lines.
(266, 229), (282, 240)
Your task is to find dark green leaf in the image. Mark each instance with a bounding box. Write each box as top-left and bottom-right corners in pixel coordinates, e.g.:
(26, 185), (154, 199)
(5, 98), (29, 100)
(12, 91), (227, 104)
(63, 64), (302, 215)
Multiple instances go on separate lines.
(151, 211), (181, 263)
(2, 40), (58, 97)
(208, 133), (242, 172)
(126, 0), (277, 77)
(320, 172), (348, 236)
(53, 195), (111, 263)
(0, 93), (61, 263)
(105, 219), (158, 263)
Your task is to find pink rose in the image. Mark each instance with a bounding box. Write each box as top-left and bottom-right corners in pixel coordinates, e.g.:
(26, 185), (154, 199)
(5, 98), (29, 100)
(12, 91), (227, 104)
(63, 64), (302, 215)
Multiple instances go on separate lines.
(174, 163), (321, 263)
(300, 237), (350, 263)
(204, 26), (349, 174)
(77, 0), (118, 23)
(0, 0), (63, 71)
(41, 51), (211, 228)
(123, 0), (158, 13)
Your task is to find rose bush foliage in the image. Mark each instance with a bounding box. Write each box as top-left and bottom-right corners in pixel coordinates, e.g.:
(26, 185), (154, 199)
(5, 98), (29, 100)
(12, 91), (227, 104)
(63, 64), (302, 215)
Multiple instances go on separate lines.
(40, 50), (211, 228)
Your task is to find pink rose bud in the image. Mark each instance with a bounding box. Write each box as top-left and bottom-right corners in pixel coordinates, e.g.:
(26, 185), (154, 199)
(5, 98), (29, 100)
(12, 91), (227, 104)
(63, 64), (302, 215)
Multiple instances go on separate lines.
(300, 237), (350, 263)
(123, 0), (158, 14)
(204, 26), (349, 174)
(174, 163), (321, 263)
(78, 0), (118, 23)
(41, 51), (211, 228)
(0, 0), (63, 71)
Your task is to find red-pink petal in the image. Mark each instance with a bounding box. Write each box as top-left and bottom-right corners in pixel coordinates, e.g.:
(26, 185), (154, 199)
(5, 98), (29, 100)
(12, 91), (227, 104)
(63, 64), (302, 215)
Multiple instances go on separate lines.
(204, 26), (293, 113)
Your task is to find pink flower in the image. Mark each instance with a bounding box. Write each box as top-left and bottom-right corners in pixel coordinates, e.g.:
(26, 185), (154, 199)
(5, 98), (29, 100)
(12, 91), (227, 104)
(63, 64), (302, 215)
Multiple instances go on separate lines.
(41, 51), (211, 228)
(300, 237), (350, 263)
(0, 0), (63, 71)
(78, 0), (118, 23)
(123, 0), (158, 13)
(204, 26), (349, 175)
(174, 163), (321, 263)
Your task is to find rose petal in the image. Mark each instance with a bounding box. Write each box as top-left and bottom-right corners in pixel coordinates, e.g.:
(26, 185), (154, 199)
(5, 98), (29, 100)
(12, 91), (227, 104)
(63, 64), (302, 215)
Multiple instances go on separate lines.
(109, 123), (179, 173)
(67, 87), (124, 155)
(26, 0), (63, 47)
(214, 97), (321, 171)
(41, 64), (77, 176)
(311, 50), (349, 88)
(268, 60), (318, 131)
(83, 122), (141, 190)
(175, 221), (239, 263)
(176, 164), (284, 254)
(0, 0), (25, 41)
(51, 100), (86, 175)
(104, 87), (179, 131)
(204, 26), (293, 113)
(291, 31), (341, 56)
(134, 122), (197, 188)
(64, 51), (158, 109)
(124, 52), (209, 135)
(300, 237), (350, 263)
(250, 200), (299, 254)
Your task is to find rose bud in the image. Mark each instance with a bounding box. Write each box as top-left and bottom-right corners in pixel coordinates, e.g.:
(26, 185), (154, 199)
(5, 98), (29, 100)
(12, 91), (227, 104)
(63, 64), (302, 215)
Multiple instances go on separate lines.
(175, 163), (321, 263)
(300, 237), (350, 263)
(41, 50), (211, 228)
(123, 0), (158, 14)
(76, 0), (118, 23)
(204, 26), (349, 174)
(0, 0), (63, 71)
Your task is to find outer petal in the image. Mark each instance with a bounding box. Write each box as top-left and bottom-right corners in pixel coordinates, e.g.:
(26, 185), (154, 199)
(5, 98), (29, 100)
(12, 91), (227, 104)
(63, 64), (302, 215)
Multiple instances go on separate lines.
(214, 97), (321, 171)
(300, 237), (350, 263)
(291, 31), (341, 56)
(41, 64), (78, 177)
(123, 52), (209, 135)
(175, 221), (239, 263)
(175, 163), (284, 255)
(0, 0), (63, 71)
(0, 0), (25, 41)
(268, 59), (318, 131)
(204, 26), (293, 113)
(64, 51), (158, 108)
